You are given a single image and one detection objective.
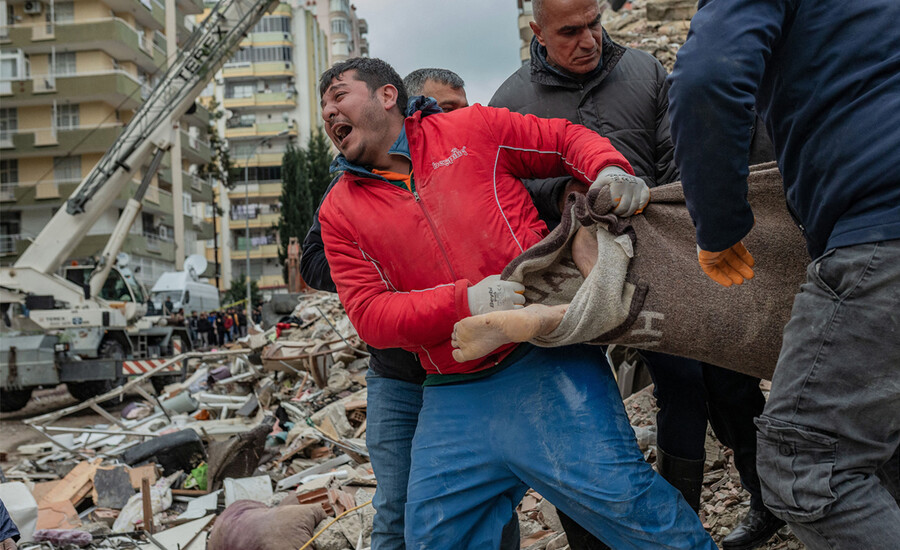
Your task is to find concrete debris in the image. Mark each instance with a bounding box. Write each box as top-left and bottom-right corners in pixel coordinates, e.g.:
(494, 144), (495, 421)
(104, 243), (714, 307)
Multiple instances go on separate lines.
(602, 0), (694, 71)
(1, 289), (803, 549)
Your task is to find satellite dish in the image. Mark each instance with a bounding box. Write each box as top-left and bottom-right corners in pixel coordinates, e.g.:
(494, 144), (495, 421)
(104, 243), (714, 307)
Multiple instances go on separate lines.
(116, 252), (131, 268)
(184, 254), (208, 279)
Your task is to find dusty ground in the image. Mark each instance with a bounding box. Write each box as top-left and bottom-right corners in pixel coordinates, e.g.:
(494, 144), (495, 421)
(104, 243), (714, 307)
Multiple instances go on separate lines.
(623, 383), (805, 550)
(0, 385), (135, 473)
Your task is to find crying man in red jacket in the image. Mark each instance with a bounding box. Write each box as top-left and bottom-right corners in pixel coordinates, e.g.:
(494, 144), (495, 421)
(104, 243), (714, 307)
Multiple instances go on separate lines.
(316, 57), (714, 550)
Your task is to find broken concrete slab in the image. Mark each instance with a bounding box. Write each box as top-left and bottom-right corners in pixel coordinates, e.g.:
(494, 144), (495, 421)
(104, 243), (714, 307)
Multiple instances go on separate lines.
(92, 466), (135, 509)
(223, 476), (273, 507)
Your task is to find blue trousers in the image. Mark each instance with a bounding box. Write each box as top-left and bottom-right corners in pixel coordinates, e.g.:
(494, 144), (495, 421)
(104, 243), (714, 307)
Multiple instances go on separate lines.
(405, 345), (715, 549)
(366, 370), (520, 550)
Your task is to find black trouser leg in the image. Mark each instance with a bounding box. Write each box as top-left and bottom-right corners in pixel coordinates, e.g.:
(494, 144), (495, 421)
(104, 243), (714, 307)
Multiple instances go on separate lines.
(702, 363), (766, 510)
(557, 509), (611, 550)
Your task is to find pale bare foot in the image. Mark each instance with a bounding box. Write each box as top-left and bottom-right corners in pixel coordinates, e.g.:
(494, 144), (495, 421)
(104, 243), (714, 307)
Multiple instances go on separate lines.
(451, 303), (569, 362)
(571, 225), (598, 278)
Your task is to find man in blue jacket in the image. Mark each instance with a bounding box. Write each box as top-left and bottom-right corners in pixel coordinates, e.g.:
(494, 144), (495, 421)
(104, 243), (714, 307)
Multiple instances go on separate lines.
(0, 499), (19, 550)
(668, 1), (900, 547)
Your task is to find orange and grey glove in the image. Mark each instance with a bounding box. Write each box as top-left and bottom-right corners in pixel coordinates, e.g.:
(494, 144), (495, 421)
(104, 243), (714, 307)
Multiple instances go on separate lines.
(467, 274), (526, 316)
(697, 242), (755, 287)
(590, 166), (651, 216)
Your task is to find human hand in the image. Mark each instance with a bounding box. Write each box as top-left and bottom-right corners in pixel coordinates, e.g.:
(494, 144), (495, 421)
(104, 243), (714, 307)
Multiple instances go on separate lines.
(467, 275), (526, 316)
(1, 537), (18, 550)
(590, 165), (650, 216)
(697, 241), (755, 286)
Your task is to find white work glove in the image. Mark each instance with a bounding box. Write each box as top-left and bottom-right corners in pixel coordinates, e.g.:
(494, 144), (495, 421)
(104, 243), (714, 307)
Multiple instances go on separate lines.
(590, 165), (650, 216)
(467, 274), (526, 316)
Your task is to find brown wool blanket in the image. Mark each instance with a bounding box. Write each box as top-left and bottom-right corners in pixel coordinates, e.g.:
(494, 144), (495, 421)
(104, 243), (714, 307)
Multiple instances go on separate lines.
(502, 162), (808, 380)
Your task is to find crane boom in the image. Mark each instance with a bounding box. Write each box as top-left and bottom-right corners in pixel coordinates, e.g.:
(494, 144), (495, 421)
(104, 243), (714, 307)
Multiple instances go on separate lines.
(13, 0), (279, 275)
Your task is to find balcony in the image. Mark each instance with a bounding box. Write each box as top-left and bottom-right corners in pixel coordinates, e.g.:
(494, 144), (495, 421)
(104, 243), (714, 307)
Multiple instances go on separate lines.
(143, 232), (173, 254)
(104, 0), (166, 31)
(222, 61), (295, 79)
(180, 130), (212, 164)
(4, 124), (125, 157)
(230, 211), (281, 229)
(0, 183), (17, 202)
(2, 19), (165, 73)
(223, 91), (297, 110)
(225, 121), (297, 140)
(0, 234), (34, 257)
(156, 168), (212, 202)
(1, 70), (142, 109)
(229, 181), (282, 199)
(257, 274), (286, 289)
(229, 150), (284, 166)
(3, 178), (81, 206)
(242, 31), (293, 46)
(233, 241), (279, 258)
(176, 0), (205, 16)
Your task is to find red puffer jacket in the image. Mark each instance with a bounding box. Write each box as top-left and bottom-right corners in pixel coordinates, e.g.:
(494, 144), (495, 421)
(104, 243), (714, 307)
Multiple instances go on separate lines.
(320, 104), (632, 375)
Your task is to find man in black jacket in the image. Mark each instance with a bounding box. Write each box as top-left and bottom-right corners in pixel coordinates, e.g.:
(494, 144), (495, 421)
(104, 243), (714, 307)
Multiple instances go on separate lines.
(301, 69), (520, 550)
(491, 1), (778, 548)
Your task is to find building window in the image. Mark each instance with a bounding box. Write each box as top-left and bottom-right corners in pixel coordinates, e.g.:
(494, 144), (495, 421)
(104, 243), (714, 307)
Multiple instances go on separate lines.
(53, 155), (81, 182)
(0, 159), (18, 184)
(330, 0), (350, 14)
(230, 46), (292, 64)
(56, 104), (79, 129)
(54, 52), (76, 75)
(225, 82), (254, 98)
(331, 39), (349, 56)
(53, 2), (75, 23)
(253, 16), (290, 34)
(331, 18), (349, 36)
(0, 107), (17, 142)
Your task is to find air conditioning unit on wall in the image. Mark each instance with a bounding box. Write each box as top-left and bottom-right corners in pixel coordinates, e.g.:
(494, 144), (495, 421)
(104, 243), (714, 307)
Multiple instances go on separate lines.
(24, 1), (44, 15)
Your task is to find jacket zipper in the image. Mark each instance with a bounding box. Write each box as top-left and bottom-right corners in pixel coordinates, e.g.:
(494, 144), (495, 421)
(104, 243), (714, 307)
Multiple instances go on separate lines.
(412, 189), (459, 280)
(784, 198), (807, 238)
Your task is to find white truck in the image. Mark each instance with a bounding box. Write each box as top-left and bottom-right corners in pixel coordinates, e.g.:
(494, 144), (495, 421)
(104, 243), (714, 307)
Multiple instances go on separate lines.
(0, 0), (279, 412)
(149, 255), (221, 316)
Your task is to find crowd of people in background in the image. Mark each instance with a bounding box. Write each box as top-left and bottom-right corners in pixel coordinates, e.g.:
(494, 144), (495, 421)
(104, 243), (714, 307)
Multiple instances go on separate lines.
(148, 297), (264, 349)
(186, 306), (263, 348)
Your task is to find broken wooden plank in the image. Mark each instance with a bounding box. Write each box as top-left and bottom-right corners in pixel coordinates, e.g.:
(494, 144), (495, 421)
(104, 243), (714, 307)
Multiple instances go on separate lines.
(40, 458), (100, 506)
(36, 500), (81, 531)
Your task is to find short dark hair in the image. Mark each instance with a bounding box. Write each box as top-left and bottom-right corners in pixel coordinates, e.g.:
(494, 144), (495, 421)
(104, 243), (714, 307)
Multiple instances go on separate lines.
(403, 68), (465, 97)
(319, 57), (408, 114)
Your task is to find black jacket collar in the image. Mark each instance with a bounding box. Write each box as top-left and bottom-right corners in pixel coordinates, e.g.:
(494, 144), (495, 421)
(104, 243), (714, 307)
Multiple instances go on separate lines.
(529, 30), (626, 90)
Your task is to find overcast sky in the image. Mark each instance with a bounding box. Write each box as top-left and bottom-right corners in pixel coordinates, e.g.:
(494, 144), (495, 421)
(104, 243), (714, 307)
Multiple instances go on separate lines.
(353, 0), (525, 106)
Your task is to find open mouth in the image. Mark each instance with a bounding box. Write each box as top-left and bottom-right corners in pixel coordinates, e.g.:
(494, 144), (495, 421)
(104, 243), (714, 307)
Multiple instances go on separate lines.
(331, 123), (353, 145)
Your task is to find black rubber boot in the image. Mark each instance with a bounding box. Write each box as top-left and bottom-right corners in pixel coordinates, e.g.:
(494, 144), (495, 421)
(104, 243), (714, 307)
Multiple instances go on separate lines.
(656, 447), (706, 512)
(721, 507), (786, 550)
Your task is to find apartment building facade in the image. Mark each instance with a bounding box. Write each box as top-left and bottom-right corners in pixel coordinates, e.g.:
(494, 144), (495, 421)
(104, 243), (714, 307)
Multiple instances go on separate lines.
(0, 0), (215, 289)
(201, 0), (329, 294)
(517, 0), (533, 63)
(312, 0), (367, 63)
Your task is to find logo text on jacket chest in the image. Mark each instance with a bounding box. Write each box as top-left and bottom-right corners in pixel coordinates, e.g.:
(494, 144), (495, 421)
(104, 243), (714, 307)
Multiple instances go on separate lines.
(432, 146), (468, 170)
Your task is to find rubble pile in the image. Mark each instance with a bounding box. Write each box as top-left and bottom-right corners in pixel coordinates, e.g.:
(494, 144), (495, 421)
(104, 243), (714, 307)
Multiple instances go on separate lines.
(602, 0), (695, 71)
(2, 290), (803, 549)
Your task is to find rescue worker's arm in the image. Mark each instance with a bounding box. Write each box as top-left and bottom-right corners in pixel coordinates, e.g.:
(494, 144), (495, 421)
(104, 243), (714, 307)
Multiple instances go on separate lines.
(477, 105), (646, 216)
(320, 207), (487, 350)
(668, 0), (789, 284)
